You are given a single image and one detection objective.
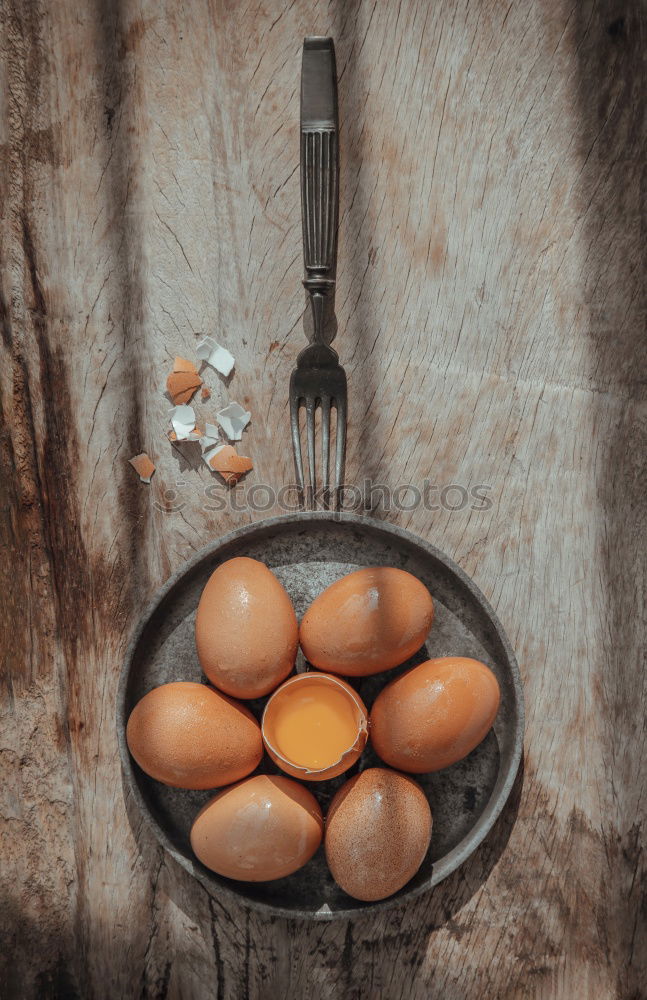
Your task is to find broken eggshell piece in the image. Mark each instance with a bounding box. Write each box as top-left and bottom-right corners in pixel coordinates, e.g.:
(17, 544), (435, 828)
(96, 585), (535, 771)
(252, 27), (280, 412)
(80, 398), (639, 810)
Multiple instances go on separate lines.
(168, 404), (202, 441)
(261, 672), (368, 782)
(128, 452), (156, 483)
(208, 445), (253, 486)
(201, 422), (222, 468)
(173, 356), (199, 373)
(166, 356), (203, 405)
(215, 401), (251, 441)
(196, 335), (235, 377)
(201, 424), (252, 483)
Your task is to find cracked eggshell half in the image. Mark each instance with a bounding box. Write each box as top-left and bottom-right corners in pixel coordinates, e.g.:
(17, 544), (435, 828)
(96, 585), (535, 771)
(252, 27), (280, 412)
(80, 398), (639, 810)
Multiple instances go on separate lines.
(261, 672), (368, 782)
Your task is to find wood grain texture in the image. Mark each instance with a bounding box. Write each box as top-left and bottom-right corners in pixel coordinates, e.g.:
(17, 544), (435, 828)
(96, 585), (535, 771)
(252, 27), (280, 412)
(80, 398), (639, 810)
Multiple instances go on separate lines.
(1, 0), (645, 997)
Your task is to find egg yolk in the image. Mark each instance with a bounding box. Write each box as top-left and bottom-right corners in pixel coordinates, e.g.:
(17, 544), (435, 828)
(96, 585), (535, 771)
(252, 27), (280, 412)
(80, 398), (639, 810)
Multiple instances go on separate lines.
(271, 682), (360, 770)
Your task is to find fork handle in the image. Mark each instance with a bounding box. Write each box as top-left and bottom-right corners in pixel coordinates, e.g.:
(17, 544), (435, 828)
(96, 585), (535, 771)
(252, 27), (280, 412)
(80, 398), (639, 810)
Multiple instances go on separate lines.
(301, 37), (339, 318)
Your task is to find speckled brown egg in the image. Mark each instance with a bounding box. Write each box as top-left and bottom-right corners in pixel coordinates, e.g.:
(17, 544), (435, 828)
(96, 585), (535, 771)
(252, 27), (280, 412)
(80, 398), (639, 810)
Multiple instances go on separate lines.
(300, 567), (434, 677)
(190, 774), (324, 881)
(195, 557), (298, 699)
(126, 681), (262, 789)
(370, 656), (501, 772)
(325, 768), (432, 901)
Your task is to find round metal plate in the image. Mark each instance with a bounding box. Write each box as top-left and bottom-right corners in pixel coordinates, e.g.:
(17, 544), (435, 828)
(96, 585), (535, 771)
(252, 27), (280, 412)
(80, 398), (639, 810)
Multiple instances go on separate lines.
(117, 512), (524, 920)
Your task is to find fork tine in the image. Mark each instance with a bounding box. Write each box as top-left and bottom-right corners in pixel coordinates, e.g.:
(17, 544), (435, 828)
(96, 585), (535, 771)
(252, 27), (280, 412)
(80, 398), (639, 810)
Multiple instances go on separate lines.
(320, 395), (331, 505)
(290, 391), (305, 496)
(305, 397), (317, 505)
(333, 394), (347, 506)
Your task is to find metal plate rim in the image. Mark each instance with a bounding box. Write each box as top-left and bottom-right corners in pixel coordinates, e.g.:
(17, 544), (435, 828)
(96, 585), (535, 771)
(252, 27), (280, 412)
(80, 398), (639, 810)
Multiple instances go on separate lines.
(117, 511), (524, 921)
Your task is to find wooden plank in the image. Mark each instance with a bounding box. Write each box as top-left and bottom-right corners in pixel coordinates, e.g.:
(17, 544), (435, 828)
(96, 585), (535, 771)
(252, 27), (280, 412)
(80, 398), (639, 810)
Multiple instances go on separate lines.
(0, 0), (645, 997)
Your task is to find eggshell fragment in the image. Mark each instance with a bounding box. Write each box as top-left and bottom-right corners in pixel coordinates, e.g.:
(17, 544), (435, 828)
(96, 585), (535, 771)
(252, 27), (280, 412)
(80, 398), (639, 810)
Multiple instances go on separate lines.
(300, 567), (434, 676)
(370, 657), (501, 772)
(262, 672), (368, 781)
(166, 356), (202, 404)
(208, 444), (253, 485)
(126, 681), (262, 789)
(196, 336), (235, 377)
(168, 428), (203, 442)
(129, 453), (156, 483)
(325, 768), (432, 901)
(190, 774), (323, 881)
(173, 356), (199, 374)
(195, 557), (298, 699)
(168, 405), (202, 441)
(215, 401), (251, 441)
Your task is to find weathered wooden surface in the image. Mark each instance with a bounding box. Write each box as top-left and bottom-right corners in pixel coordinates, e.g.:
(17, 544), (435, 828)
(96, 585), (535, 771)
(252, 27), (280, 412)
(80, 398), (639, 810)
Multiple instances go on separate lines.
(1, 0), (645, 997)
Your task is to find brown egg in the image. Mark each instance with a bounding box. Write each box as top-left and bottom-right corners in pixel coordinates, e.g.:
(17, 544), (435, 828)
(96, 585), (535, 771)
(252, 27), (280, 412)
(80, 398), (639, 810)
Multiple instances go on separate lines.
(262, 672), (368, 782)
(325, 768), (432, 901)
(370, 656), (501, 772)
(195, 557), (298, 699)
(300, 567), (434, 677)
(126, 682), (262, 789)
(190, 774), (323, 881)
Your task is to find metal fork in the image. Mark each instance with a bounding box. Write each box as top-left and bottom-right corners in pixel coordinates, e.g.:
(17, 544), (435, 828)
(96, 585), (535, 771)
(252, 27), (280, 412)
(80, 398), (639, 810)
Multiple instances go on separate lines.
(289, 36), (347, 508)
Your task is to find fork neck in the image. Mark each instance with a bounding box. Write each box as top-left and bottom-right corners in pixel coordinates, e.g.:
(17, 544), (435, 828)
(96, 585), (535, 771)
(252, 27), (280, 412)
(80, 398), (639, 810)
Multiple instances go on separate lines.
(304, 276), (334, 346)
